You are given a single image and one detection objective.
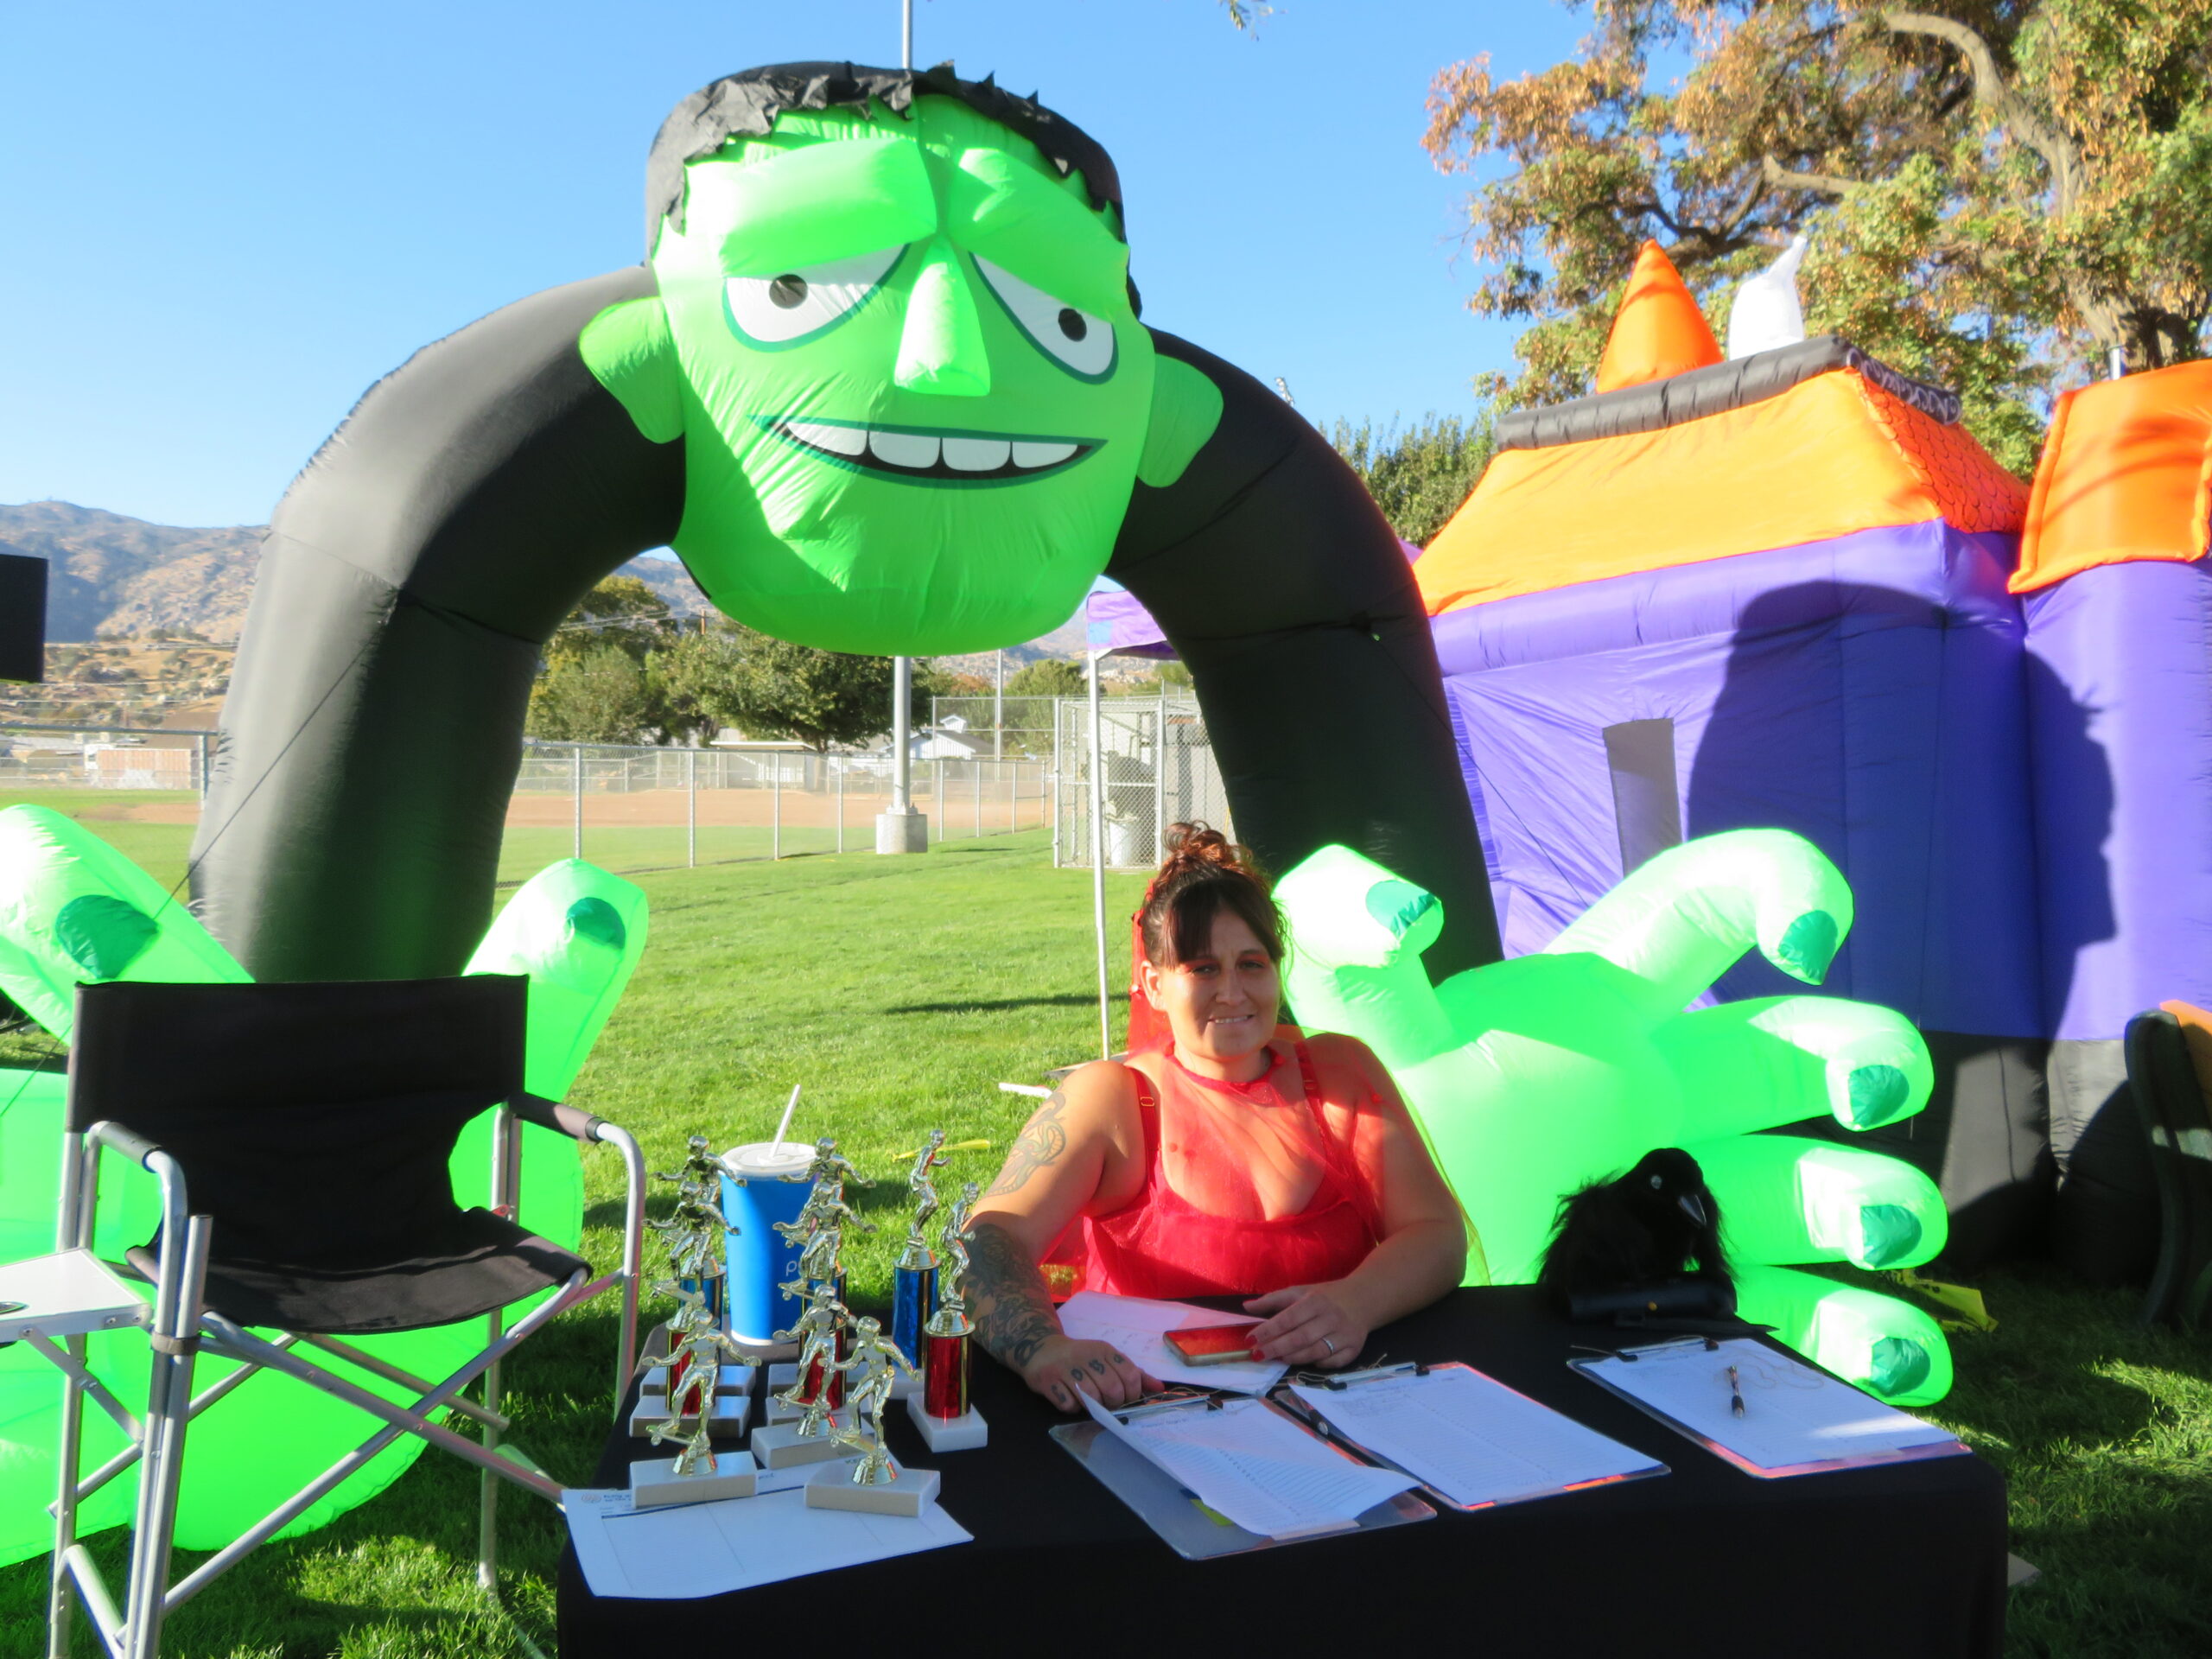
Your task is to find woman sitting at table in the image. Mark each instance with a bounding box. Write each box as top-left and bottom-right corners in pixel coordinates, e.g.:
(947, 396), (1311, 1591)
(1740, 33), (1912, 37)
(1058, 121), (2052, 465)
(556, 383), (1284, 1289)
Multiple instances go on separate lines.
(966, 824), (1474, 1412)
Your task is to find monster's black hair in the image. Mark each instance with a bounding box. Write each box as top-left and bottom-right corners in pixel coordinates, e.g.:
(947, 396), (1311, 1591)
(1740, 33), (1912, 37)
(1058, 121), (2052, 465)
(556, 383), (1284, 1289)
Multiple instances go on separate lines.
(645, 61), (1124, 257)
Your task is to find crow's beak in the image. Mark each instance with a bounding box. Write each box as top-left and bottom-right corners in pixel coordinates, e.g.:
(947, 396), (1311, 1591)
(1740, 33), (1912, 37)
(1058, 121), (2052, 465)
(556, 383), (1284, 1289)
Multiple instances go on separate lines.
(1677, 1192), (1710, 1229)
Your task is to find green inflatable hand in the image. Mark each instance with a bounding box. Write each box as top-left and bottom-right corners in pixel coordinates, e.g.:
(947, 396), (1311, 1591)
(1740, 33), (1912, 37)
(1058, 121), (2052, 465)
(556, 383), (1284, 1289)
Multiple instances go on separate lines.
(1277, 830), (1953, 1404)
(0, 822), (651, 1564)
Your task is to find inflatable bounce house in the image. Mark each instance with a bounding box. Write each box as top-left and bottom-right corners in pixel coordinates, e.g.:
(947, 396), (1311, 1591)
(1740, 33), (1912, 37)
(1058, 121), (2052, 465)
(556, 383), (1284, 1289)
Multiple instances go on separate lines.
(2016, 359), (2212, 1280)
(1415, 242), (2038, 1264)
(1415, 238), (2212, 1284)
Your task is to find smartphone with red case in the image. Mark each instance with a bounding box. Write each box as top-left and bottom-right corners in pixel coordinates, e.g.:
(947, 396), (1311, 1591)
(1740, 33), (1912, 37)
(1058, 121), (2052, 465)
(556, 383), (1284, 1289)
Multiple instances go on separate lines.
(1162, 1323), (1260, 1365)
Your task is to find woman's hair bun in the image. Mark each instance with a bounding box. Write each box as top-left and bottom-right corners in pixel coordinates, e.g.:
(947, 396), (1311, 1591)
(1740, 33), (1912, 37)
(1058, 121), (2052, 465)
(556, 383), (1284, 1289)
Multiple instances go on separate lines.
(1140, 823), (1283, 967)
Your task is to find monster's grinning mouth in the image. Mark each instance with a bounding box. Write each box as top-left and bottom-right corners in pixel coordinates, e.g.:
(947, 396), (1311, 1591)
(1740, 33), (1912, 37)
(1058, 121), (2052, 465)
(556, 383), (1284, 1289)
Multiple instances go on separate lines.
(764, 418), (1099, 482)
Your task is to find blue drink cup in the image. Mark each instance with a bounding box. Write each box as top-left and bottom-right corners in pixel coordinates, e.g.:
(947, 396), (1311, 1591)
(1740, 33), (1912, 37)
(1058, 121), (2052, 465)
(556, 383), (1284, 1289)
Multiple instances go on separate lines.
(720, 1141), (814, 1344)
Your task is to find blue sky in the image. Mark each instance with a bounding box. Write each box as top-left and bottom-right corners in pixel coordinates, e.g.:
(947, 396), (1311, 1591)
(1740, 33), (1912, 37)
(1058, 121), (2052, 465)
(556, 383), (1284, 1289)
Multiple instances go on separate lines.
(0, 2), (1590, 529)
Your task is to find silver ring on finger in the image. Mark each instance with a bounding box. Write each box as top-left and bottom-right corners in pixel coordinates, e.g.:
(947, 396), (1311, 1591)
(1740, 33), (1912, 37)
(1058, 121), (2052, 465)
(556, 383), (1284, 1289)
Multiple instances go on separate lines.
(1322, 1337), (1336, 1356)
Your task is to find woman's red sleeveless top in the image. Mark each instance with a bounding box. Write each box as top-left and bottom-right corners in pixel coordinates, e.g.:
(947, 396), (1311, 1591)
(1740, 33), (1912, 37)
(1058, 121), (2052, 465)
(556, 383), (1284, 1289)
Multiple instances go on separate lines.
(1072, 1037), (1380, 1300)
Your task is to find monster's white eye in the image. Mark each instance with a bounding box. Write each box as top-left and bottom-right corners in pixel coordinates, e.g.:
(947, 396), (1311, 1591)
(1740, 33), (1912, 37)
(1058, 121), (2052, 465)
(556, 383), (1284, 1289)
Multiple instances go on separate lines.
(973, 254), (1116, 379)
(724, 245), (904, 346)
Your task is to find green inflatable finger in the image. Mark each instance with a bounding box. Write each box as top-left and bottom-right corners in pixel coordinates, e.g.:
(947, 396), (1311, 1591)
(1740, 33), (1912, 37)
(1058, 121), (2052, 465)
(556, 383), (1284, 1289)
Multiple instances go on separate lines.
(1652, 996), (1933, 1140)
(466, 858), (650, 1101)
(1732, 1264), (1954, 1407)
(1689, 1135), (1948, 1270)
(0, 804), (248, 1038)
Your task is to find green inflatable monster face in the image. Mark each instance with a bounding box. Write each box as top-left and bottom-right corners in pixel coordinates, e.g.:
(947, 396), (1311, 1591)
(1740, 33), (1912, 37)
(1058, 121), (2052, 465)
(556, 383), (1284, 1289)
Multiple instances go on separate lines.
(585, 96), (1196, 655)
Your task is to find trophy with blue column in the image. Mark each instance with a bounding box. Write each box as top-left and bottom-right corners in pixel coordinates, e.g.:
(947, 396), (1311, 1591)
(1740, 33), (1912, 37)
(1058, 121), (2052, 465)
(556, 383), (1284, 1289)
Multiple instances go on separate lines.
(893, 1129), (950, 1376)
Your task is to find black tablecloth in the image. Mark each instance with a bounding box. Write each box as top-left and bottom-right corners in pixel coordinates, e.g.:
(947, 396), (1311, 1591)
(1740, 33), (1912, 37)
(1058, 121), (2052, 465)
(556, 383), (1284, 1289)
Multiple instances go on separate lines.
(558, 1287), (2006, 1658)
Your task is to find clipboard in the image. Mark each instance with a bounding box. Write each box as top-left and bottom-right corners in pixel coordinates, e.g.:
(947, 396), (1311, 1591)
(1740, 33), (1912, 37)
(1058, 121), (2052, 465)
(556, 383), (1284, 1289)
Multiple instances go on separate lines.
(1048, 1394), (1433, 1560)
(1273, 1362), (1669, 1513)
(1567, 1337), (1970, 1480)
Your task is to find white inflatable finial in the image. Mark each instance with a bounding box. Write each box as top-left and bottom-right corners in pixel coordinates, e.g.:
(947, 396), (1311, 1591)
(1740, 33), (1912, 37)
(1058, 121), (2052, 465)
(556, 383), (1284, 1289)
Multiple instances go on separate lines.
(1726, 233), (1809, 359)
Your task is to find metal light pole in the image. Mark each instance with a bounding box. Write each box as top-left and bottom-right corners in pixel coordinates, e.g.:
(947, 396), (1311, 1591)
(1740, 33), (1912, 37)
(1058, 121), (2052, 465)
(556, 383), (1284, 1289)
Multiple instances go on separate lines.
(1088, 650), (1112, 1059)
(875, 0), (931, 855)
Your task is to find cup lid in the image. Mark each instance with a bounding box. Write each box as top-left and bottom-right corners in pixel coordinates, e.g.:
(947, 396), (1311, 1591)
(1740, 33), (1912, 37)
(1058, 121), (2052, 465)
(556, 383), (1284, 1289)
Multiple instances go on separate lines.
(722, 1140), (814, 1174)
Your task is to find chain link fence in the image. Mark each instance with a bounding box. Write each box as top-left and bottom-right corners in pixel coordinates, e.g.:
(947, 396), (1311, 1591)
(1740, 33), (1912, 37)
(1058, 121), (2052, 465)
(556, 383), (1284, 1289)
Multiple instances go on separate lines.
(1049, 693), (1233, 869)
(0, 725), (1051, 884)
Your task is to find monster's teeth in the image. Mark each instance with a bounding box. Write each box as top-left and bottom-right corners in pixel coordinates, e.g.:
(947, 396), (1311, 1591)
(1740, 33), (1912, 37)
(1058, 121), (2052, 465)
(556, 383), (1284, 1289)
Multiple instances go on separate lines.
(788, 421), (866, 457)
(942, 437), (1012, 472)
(1012, 441), (1078, 469)
(868, 429), (941, 469)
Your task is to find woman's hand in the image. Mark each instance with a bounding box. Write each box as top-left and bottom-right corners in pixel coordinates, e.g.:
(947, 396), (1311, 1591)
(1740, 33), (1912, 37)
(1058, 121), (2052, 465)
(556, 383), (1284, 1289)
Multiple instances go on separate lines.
(1243, 1283), (1371, 1369)
(1020, 1336), (1159, 1412)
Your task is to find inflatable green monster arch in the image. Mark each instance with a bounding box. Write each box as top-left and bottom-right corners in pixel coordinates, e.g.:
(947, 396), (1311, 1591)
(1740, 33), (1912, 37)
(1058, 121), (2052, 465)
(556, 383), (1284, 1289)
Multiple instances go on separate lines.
(189, 62), (1499, 986)
(1277, 830), (1954, 1406)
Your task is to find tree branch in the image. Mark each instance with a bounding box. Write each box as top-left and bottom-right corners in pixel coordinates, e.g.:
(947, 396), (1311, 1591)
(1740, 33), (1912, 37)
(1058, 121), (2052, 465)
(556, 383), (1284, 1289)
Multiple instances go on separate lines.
(1884, 10), (2082, 210)
(1762, 155), (1873, 196)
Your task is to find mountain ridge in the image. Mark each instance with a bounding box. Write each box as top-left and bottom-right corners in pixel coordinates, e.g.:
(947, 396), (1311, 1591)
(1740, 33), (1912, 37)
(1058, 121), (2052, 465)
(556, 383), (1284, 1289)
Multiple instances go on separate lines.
(0, 501), (1092, 671)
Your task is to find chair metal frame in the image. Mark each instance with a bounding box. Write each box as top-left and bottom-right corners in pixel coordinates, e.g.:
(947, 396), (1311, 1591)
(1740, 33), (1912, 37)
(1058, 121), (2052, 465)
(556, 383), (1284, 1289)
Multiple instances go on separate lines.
(7, 1082), (646, 1659)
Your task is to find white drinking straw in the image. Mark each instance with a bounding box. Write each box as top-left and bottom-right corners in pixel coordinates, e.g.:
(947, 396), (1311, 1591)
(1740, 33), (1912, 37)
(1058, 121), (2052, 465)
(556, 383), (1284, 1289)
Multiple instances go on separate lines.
(771, 1084), (802, 1153)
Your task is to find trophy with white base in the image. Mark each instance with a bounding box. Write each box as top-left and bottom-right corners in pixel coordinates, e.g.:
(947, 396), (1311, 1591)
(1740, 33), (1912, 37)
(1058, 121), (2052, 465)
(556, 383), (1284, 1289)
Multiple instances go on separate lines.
(630, 1283), (764, 1506)
(804, 1315), (941, 1516)
(751, 1141), (868, 1471)
(906, 1181), (988, 1452)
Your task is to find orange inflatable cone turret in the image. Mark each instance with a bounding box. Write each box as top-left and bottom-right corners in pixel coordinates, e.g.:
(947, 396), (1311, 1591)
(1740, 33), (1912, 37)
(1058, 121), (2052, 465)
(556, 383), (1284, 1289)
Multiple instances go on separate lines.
(1595, 240), (1723, 392)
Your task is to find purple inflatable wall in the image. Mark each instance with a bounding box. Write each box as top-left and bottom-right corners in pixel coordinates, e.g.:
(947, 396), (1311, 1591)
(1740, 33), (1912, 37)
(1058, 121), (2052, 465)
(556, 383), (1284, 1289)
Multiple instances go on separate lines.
(1433, 520), (2050, 1262)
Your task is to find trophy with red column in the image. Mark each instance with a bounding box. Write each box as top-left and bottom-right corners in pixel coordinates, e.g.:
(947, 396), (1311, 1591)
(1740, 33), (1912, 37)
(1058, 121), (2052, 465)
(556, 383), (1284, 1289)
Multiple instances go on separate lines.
(906, 1179), (988, 1451)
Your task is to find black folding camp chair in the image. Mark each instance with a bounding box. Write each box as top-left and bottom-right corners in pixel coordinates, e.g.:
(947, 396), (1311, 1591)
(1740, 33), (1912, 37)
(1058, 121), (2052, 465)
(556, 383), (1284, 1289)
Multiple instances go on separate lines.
(0, 974), (645, 1659)
(2125, 1003), (2212, 1330)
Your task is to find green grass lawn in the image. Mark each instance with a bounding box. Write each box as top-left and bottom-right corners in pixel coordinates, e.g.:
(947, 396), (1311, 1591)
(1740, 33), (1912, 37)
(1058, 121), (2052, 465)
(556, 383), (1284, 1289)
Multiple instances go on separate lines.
(0, 830), (2206, 1656)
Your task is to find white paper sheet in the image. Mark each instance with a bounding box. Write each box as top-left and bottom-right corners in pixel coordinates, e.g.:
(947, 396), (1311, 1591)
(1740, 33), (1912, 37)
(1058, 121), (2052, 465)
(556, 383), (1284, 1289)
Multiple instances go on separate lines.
(1083, 1392), (1417, 1538)
(1290, 1366), (1662, 1507)
(1058, 1290), (1289, 1394)
(1576, 1338), (1958, 1472)
(564, 1485), (970, 1599)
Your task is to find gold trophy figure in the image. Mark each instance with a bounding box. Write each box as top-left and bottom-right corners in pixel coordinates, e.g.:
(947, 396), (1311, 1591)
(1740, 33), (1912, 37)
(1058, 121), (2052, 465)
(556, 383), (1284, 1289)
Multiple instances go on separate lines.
(775, 1192), (874, 1294)
(656, 1133), (745, 1192)
(927, 1181), (980, 1338)
(902, 1129), (950, 1258)
(783, 1136), (869, 1192)
(648, 1179), (730, 1282)
(823, 1317), (919, 1484)
(629, 1279), (764, 1503)
(770, 1280), (851, 1431)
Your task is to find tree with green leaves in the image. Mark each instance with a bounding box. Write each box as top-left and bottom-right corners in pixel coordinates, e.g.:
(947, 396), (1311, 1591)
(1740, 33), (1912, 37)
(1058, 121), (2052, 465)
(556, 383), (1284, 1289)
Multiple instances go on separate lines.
(528, 575), (689, 742)
(1005, 658), (1087, 698)
(659, 621), (931, 752)
(1424, 2), (2212, 474)
(1326, 414), (1495, 547)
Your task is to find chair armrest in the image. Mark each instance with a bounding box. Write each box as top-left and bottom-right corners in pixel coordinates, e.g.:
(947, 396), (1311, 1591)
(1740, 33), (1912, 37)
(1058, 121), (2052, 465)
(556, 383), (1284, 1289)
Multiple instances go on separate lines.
(512, 1093), (611, 1145)
(85, 1120), (163, 1168)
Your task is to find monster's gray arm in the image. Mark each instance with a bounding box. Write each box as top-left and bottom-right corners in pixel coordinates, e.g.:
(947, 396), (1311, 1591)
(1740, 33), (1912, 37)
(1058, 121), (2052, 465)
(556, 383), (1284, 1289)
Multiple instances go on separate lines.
(1109, 330), (1502, 981)
(190, 268), (684, 981)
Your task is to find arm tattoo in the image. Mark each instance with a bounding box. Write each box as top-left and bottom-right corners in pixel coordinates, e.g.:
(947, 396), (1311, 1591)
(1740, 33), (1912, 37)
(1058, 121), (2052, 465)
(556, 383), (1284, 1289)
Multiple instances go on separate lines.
(987, 1090), (1070, 1198)
(965, 1219), (1063, 1373)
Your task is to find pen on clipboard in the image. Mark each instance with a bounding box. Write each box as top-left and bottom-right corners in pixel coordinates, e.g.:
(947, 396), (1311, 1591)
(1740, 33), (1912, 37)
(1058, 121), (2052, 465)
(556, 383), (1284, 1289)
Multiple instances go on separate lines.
(1727, 1365), (1745, 1417)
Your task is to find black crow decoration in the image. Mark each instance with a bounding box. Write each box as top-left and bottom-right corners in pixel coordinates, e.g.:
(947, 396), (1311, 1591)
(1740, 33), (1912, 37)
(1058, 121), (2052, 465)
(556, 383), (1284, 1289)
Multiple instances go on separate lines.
(1539, 1147), (1734, 1322)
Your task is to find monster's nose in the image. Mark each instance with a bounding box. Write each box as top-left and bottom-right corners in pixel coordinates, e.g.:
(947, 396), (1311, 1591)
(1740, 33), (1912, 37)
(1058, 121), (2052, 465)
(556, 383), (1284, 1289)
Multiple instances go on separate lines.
(895, 241), (991, 397)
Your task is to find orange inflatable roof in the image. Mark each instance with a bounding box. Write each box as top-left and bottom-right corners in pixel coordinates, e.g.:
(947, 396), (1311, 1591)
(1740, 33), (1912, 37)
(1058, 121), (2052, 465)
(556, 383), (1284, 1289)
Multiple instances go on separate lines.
(1595, 241), (1723, 393)
(1420, 367), (2028, 617)
(2011, 360), (2212, 594)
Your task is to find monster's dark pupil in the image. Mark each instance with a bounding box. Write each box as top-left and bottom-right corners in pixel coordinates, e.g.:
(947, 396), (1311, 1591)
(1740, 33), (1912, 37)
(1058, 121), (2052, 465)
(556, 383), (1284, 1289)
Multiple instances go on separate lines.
(1058, 308), (1087, 341)
(769, 275), (808, 309)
